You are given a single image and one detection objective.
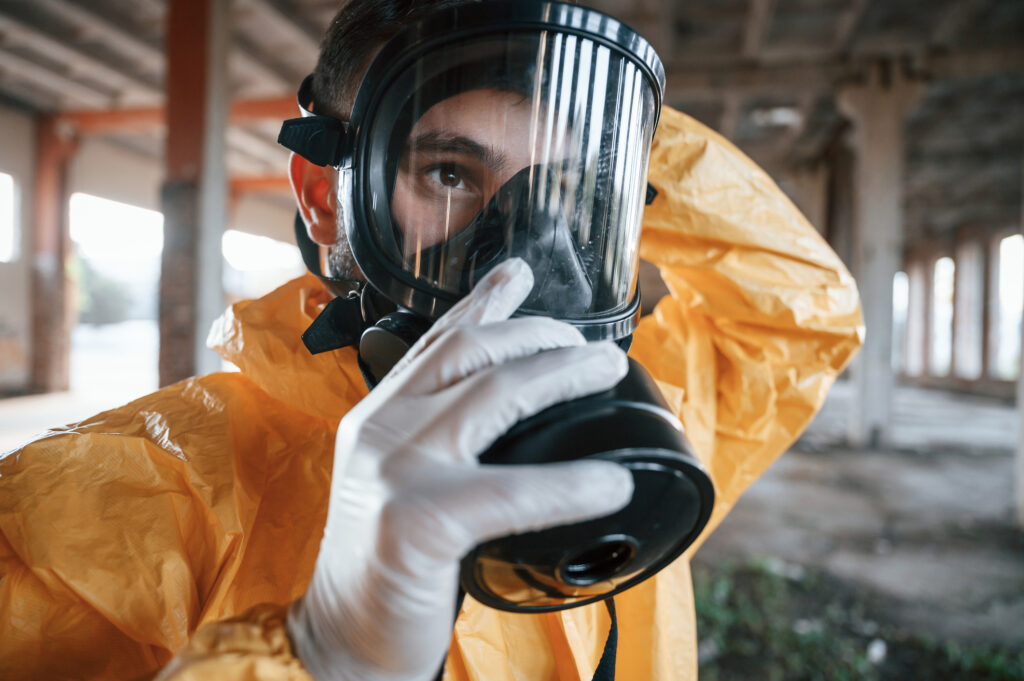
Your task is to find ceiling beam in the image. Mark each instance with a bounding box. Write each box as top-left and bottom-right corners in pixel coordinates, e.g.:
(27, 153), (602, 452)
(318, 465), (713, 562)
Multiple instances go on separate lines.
(34, 0), (163, 72)
(230, 174), (292, 196)
(666, 60), (838, 99)
(232, 41), (292, 92)
(55, 96), (295, 135)
(33, 0), (293, 96)
(236, 0), (319, 65)
(0, 13), (161, 103)
(924, 46), (1024, 81)
(0, 48), (112, 108)
(932, 0), (988, 47)
(742, 0), (776, 59)
(233, 96), (297, 122)
(834, 0), (868, 52)
(228, 127), (288, 168)
(665, 46), (1024, 99)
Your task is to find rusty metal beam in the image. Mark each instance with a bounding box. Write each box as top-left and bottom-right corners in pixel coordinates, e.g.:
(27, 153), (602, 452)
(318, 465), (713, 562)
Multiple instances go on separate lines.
(230, 174), (291, 196)
(160, 0), (229, 386)
(54, 96), (295, 135)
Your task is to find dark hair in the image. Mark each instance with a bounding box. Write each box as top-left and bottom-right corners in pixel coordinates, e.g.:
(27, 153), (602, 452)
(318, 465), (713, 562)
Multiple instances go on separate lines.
(312, 0), (478, 117)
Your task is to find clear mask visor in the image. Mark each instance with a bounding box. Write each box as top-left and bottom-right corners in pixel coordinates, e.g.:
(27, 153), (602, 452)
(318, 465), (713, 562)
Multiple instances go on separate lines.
(363, 31), (657, 319)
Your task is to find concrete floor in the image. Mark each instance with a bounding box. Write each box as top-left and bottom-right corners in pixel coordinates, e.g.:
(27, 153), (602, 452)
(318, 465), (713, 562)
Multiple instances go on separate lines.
(0, 321), (159, 452)
(696, 380), (1024, 648)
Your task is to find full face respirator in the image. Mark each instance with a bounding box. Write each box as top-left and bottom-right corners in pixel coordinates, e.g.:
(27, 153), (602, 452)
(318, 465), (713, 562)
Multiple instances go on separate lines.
(279, 0), (714, 613)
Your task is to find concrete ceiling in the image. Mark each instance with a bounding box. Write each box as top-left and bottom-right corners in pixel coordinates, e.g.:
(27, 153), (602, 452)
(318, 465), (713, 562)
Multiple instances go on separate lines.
(0, 0), (1021, 245)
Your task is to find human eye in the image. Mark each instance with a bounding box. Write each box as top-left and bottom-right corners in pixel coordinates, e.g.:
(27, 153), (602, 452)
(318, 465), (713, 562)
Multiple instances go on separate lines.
(426, 162), (469, 190)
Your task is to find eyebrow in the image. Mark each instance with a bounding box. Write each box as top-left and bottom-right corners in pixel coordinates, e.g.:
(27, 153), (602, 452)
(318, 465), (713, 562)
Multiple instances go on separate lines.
(406, 131), (509, 173)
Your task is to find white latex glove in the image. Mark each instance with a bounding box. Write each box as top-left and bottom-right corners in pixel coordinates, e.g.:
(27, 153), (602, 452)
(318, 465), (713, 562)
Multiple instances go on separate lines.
(288, 258), (634, 681)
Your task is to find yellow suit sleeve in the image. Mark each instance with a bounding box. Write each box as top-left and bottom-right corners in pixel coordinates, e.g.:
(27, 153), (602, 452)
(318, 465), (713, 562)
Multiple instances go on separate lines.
(154, 605), (314, 681)
(0, 372), (335, 681)
(630, 106), (864, 540)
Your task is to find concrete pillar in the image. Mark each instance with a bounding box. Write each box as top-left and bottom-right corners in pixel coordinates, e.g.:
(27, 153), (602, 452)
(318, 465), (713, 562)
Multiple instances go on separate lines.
(952, 236), (985, 380)
(904, 258), (927, 377)
(838, 63), (922, 448)
(824, 141), (856, 271)
(29, 116), (78, 393)
(1018, 277), (1024, 526)
(783, 163), (829, 236)
(1017, 163), (1024, 527)
(159, 0), (229, 386)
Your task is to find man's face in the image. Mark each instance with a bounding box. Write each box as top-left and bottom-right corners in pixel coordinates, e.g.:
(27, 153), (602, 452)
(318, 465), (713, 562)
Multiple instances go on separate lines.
(391, 88), (548, 256)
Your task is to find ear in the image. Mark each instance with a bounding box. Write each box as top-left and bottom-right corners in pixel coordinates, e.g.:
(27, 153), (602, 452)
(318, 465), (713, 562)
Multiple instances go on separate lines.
(289, 152), (338, 246)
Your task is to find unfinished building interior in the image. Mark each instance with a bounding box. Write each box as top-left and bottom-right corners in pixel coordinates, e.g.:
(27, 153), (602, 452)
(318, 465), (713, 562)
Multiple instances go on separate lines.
(0, 0), (1021, 675)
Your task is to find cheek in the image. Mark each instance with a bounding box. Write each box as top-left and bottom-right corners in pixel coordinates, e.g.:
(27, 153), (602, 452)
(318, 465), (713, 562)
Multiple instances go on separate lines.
(392, 172), (449, 255)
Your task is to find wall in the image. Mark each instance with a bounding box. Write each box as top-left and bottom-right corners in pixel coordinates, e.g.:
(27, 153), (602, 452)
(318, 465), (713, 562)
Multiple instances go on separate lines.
(70, 138), (164, 211)
(233, 194), (294, 243)
(69, 137), (294, 240)
(0, 103), (298, 394)
(0, 105), (35, 393)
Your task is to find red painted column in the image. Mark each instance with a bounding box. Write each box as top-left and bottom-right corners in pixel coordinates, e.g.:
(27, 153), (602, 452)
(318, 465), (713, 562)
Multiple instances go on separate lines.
(160, 0), (228, 385)
(29, 116), (78, 393)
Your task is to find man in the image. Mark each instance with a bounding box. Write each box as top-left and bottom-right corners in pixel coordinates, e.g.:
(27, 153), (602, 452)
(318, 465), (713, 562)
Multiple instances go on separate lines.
(0, 1), (863, 680)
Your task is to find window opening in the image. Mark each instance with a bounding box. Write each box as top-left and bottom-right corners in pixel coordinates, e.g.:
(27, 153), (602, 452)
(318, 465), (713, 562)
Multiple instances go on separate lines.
(69, 193), (163, 401)
(929, 256), (954, 377)
(0, 172), (17, 263)
(993, 234), (1023, 380)
(892, 271), (908, 373)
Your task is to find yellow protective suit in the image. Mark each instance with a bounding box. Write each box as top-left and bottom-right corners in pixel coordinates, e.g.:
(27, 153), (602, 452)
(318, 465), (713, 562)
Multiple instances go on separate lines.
(0, 108), (862, 681)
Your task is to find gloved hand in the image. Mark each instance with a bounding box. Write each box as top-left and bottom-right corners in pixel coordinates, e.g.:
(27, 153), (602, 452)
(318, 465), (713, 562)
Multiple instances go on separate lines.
(288, 258), (634, 681)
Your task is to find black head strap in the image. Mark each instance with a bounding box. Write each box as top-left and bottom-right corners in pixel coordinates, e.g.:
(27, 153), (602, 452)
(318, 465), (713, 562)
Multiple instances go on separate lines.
(280, 75), (368, 352)
(278, 74), (351, 168)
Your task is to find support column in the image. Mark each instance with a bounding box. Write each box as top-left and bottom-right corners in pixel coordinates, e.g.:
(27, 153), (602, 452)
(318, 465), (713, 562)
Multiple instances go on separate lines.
(160, 0), (229, 386)
(1017, 165), (1024, 527)
(1018, 280), (1024, 526)
(838, 62), (922, 448)
(29, 116), (78, 393)
(783, 163), (829, 235)
(824, 141), (856, 270)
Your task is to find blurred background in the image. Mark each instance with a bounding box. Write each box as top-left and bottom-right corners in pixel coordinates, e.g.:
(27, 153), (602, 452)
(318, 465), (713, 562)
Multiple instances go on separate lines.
(0, 0), (1021, 678)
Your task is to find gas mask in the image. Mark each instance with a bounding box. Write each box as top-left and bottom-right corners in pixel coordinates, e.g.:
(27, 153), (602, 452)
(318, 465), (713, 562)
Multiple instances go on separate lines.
(280, 0), (714, 613)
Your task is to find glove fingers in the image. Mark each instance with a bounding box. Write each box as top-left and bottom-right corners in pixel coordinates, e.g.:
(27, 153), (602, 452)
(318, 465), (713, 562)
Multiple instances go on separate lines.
(397, 316), (585, 395)
(420, 341), (628, 461)
(386, 258), (534, 380)
(392, 460), (634, 561)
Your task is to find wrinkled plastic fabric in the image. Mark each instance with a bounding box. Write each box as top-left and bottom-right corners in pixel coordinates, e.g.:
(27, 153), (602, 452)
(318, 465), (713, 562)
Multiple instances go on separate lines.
(0, 107), (862, 681)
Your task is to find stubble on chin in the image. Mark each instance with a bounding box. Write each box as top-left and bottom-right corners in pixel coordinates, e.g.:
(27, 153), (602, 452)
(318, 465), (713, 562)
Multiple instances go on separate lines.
(326, 216), (366, 283)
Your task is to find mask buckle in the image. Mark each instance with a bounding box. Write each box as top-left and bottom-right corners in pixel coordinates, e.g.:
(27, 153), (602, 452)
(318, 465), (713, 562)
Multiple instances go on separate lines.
(278, 115), (349, 168)
(278, 74), (351, 167)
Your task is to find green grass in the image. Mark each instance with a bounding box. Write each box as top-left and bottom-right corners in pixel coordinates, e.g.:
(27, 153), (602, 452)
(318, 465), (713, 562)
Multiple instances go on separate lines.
(692, 559), (1024, 681)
